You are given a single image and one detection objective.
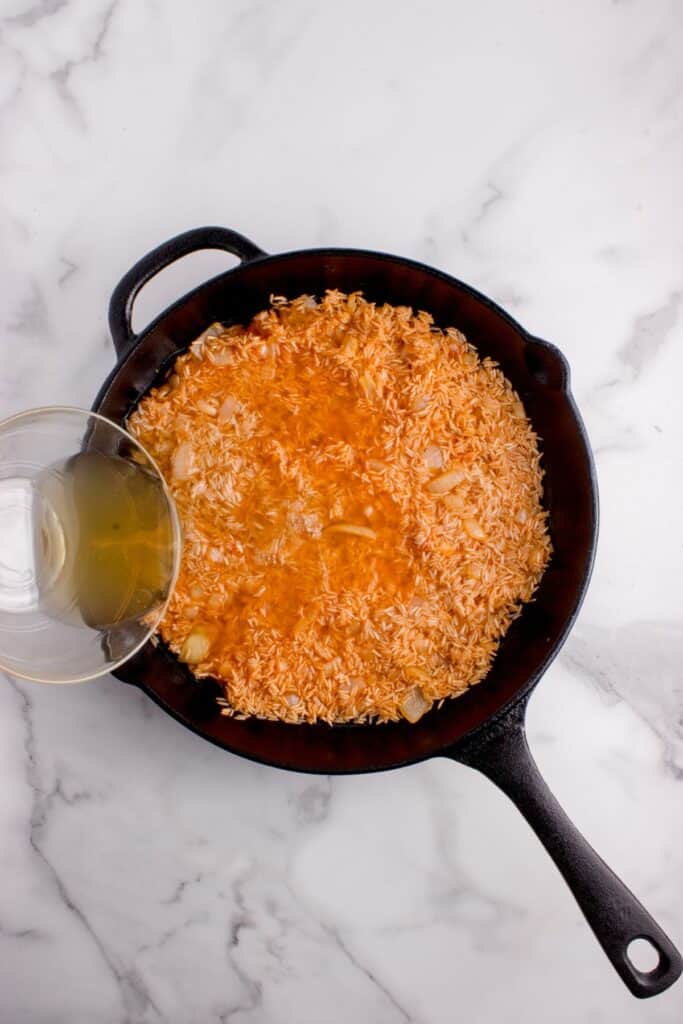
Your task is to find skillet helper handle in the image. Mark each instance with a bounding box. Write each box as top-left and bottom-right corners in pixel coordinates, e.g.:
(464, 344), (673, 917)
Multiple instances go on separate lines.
(108, 226), (266, 359)
(454, 700), (682, 998)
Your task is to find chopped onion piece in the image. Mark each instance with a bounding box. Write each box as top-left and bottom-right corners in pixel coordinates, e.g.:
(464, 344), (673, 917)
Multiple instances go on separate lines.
(426, 465), (466, 494)
(172, 442), (195, 480)
(400, 685), (431, 723)
(403, 665), (431, 684)
(207, 347), (235, 367)
(443, 492), (466, 512)
(325, 522), (377, 540)
(196, 399), (217, 416)
(180, 629), (211, 664)
(464, 517), (486, 541)
(218, 395), (239, 424)
(196, 322), (224, 344)
(424, 444), (444, 470)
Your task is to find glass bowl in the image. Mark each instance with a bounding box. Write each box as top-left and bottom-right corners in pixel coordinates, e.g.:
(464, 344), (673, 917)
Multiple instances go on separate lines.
(0, 407), (181, 683)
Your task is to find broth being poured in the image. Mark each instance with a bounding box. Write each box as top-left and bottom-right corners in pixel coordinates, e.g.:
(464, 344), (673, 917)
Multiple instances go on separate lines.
(34, 452), (175, 629)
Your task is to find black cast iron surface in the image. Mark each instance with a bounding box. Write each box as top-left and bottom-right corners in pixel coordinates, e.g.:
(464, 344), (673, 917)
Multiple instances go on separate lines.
(93, 226), (680, 997)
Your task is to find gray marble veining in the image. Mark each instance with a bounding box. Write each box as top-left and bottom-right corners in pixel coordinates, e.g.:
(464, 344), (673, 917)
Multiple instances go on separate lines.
(1, 0), (682, 1021)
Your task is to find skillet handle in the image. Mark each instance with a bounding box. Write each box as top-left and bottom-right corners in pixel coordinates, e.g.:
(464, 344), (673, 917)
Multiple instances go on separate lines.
(108, 226), (266, 359)
(453, 699), (682, 998)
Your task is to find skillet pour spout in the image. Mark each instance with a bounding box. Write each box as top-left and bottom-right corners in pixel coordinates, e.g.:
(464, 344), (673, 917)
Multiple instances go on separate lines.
(96, 226), (682, 998)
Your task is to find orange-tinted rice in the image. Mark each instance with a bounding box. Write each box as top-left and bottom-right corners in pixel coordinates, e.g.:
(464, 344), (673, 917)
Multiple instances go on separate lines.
(129, 291), (551, 723)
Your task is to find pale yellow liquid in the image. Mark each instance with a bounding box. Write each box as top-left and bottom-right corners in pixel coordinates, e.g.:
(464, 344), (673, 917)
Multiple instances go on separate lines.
(34, 452), (175, 629)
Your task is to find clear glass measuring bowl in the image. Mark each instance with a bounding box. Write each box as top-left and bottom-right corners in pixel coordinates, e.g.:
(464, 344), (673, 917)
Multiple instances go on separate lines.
(0, 407), (182, 683)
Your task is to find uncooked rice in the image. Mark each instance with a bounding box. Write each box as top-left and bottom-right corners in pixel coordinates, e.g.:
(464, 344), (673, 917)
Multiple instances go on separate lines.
(129, 291), (551, 724)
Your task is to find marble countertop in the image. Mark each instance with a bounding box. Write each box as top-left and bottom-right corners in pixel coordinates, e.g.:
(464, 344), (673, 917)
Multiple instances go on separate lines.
(1, 0), (682, 1021)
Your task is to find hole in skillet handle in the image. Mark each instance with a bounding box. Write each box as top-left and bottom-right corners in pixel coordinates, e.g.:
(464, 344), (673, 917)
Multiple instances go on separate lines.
(451, 695), (683, 998)
(108, 227), (267, 361)
(620, 935), (678, 997)
(627, 937), (664, 974)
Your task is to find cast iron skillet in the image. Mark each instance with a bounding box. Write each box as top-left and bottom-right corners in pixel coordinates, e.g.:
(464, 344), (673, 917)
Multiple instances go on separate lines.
(94, 226), (681, 998)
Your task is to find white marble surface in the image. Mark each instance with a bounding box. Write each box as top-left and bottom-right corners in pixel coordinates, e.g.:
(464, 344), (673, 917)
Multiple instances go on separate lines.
(1, 0), (682, 1020)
